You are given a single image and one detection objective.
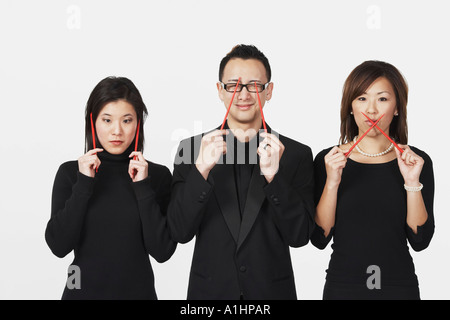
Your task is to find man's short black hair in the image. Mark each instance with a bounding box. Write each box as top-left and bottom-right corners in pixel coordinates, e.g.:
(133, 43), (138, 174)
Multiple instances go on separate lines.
(219, 44), (271, 82)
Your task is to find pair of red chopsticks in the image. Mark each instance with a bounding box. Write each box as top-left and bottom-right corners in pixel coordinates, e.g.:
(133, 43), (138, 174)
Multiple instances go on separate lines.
(344, 112), (404, 157)
(89, 113), (141, 172)
(220, 79), (267, 133)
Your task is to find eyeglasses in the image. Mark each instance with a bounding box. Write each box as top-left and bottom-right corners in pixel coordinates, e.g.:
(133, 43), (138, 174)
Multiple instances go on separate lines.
(221, 82), (269, 93)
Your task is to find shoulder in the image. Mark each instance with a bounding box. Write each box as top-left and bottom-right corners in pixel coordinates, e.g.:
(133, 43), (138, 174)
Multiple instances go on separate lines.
(53, 160), (79, 187)
(314, 146), (335, 163)
(409, 146), (434, 175)
(178, 128), (217, 146)
(277, 133), (312, 157)
(147, 161), (172, 179)
(56, 160), (78, 177)
(409, 146), (432, 163)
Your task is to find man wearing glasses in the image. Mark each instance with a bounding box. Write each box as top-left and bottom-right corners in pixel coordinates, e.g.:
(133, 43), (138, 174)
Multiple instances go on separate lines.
(168, 44), (314, 300)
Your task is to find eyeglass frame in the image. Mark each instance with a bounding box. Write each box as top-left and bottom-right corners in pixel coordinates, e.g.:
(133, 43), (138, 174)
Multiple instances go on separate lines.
(220, 81), (270, 93)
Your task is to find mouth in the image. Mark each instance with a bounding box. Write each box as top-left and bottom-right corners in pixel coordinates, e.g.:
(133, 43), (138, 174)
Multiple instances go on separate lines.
(110, 140), (124, 146)
(365, 119), (378, 126)
(235, 104), (253, 111)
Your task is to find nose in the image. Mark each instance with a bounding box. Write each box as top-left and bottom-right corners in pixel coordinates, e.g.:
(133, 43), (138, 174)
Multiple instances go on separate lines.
(366, 98), (378, 115)
(112, 120), (123, 136)
(237, 85), (252, 100)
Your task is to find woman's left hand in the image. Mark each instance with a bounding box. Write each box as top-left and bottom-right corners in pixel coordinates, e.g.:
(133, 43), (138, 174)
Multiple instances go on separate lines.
(395, 144), (424, 186)
(129, 151), (149, 182)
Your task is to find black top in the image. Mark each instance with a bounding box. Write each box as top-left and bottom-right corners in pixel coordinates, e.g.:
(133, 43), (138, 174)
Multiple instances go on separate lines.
(311, 146), (435, 286)
(45, 145), (176, 299)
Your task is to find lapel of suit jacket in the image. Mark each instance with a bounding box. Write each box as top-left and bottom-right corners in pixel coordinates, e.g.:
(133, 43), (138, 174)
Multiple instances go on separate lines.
(211, 129), (240, 245)
(236, 163), (266, 251)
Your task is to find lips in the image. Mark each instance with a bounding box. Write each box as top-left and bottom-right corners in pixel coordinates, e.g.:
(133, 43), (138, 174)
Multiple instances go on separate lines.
(236, 104), (253, 110)
(110, 140), (123, 146)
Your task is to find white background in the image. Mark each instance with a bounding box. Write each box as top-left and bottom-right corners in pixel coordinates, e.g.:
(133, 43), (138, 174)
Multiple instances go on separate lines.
(0, 0), (448, 300)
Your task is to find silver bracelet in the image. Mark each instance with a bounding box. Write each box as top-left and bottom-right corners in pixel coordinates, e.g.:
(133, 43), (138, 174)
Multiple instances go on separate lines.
(404, 183), (423, 192)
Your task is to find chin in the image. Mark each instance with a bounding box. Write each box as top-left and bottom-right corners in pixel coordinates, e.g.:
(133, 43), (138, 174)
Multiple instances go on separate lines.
(104, 146), (127, 155)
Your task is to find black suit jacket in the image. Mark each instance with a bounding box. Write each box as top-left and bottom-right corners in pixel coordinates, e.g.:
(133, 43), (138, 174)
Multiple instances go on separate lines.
(168, 124), (314, 300)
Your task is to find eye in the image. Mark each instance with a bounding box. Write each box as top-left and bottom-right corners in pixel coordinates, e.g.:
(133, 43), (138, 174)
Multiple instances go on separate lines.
(123, 118), (133, 124)
(102, 118), (111, 123)
(357, 97), (366, 101)
(379, 97), (388, 101)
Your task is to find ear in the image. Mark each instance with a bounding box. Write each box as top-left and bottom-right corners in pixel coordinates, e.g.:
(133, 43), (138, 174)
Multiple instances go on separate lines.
(217, 82), (224, 101)
(265, 82), (274, 101)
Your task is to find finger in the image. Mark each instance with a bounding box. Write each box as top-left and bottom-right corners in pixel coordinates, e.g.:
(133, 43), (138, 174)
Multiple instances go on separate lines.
(326, 151), (346, 162)
(327, 146), (345, 157)
(129, 151), (145, 162)
(258, 147), (270, 158)
(206, 129), (229, 139)
(330, 158), (347, 169)
(94, 158), (101, 171)
(86, 148), (104, 155)
(128, 162), (140, 178)
(262, 134), (282, 149)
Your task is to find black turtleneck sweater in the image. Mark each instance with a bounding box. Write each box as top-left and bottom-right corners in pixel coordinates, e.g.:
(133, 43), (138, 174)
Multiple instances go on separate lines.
(45, 146), (176, 300)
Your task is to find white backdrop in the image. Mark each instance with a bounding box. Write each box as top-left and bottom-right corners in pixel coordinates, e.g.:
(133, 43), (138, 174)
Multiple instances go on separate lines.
(0, 0), (448, 300)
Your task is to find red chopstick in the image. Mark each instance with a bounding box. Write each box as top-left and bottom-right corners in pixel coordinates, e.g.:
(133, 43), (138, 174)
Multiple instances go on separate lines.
(133, 119), (141, 160)
(90, 113), (96, 149)
(220, 77), (241, 130)
(361, 112), (404, 154)
(255, 82), (267, 133)
(345, 114), (385, 157)
(90, 113), (98, 173)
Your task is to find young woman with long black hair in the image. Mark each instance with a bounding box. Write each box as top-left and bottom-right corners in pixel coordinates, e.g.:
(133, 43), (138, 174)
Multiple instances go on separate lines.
(45, 76), (176, 299)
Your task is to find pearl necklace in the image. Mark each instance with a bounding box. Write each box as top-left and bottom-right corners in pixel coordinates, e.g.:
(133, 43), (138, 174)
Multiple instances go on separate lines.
(353, 136), (394, 157)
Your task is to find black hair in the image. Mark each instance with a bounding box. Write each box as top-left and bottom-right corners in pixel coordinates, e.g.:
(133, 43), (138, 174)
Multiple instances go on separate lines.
(219, 44), (271, 82)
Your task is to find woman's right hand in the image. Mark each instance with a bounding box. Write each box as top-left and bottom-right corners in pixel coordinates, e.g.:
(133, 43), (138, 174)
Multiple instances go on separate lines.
(324, 146), (347, 188)
(78, 148), (103, 178)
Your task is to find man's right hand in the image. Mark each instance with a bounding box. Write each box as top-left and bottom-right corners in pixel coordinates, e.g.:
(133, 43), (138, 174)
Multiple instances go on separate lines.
(195, 129), (228, 180)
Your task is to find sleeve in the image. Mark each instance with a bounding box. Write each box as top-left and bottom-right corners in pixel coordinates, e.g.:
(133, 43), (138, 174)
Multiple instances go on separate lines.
(310, 148), (335, 249)
(263, 144), (315, 247)
(45, 163), (95, 258)
(132, 164), (177, 263)
(167, 139), (214, 243)
(406, 150), (435, 251)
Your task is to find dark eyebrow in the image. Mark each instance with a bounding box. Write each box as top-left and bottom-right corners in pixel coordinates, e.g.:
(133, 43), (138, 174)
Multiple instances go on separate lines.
(100, 113), (134, 117)
(361, 91), (391, 95)
(226, 79), (263, 84)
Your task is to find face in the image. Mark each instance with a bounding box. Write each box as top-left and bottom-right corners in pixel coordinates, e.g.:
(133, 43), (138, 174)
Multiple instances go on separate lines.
(95, 99), (138, 154)
(217, 58), (273, 128)
(351, 76), (397, 137)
